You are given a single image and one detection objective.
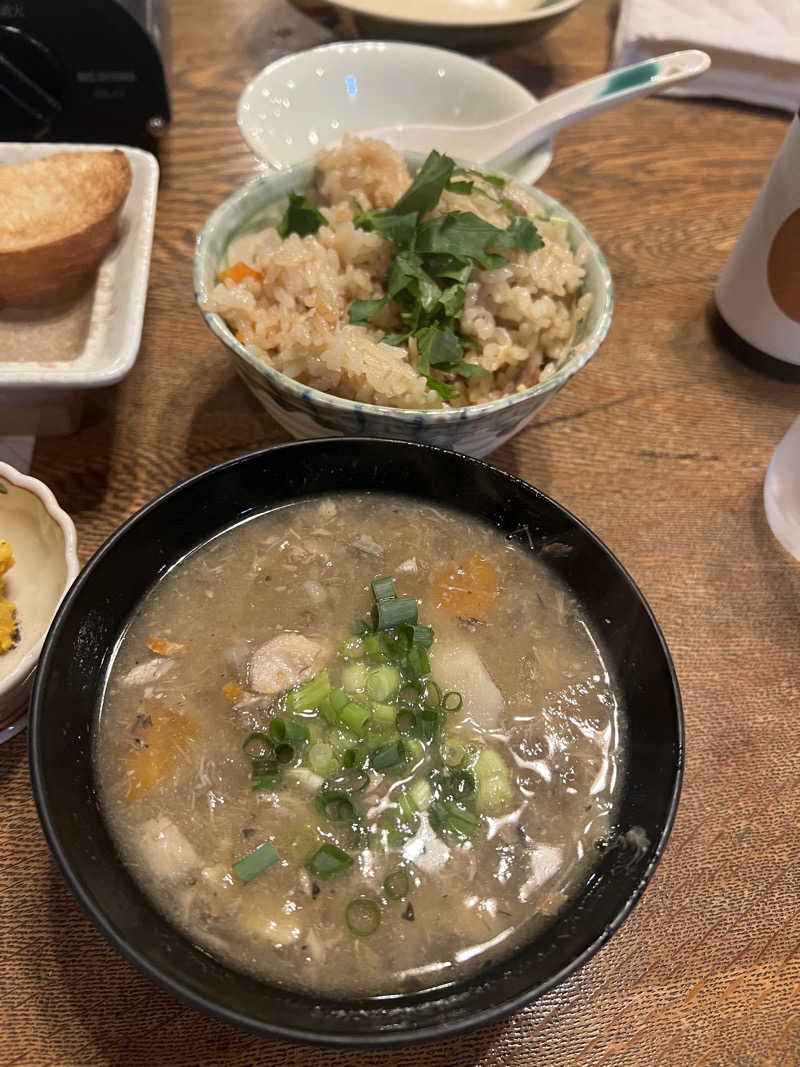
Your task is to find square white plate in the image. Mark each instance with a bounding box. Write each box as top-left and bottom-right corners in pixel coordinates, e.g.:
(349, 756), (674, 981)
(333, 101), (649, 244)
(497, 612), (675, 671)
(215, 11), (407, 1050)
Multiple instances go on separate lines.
(0, 144), (158, 430)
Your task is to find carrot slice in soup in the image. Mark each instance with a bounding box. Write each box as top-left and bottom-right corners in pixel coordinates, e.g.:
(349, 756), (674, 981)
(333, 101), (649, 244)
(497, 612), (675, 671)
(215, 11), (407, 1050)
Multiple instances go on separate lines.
(146, 634), (185, 655)
(219, 261), (262, 285)
(432, 554), (499, 621)
(121, 701), (199, 803)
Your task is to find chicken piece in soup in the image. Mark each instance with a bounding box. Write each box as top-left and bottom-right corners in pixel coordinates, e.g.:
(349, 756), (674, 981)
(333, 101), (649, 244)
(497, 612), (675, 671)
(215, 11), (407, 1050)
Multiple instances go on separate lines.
(95, 494), (624, 997)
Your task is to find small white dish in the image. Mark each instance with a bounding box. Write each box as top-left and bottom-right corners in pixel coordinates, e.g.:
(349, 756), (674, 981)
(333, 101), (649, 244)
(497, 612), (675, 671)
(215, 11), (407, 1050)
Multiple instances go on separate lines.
(237, 41), (553, 184)
(331, 0), (584, 53)
(0, 143), (159, 436)
(0, 462), (79, 739)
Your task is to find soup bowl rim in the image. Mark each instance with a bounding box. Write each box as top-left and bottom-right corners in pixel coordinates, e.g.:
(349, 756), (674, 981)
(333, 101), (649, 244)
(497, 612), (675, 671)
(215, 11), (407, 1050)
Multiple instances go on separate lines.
(29, 438), (683, 1047)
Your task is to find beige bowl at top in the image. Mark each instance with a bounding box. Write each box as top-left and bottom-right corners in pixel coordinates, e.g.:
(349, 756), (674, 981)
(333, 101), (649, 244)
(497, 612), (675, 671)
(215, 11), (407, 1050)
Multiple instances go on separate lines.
(331, 0), (584, 53)
(0, 463), (79, 740)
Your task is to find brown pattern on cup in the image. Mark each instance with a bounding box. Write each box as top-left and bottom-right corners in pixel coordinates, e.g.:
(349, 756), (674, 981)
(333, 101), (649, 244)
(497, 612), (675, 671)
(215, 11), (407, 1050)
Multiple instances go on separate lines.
(768, 209), (800, 323)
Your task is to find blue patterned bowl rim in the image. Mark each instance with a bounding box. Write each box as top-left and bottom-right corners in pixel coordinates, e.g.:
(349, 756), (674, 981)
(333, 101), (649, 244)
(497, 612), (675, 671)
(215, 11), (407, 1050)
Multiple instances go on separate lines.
(193, 153), (613, 425)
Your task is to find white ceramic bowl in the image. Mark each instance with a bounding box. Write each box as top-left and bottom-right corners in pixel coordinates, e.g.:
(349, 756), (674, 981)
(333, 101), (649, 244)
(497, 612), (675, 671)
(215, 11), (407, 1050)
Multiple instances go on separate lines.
(237, 41), (553, 185)
(0, 463), (79, 740)
(0, 144), (158, 436)
(194, 154), (613, 458)
(330, 0), (584, 53)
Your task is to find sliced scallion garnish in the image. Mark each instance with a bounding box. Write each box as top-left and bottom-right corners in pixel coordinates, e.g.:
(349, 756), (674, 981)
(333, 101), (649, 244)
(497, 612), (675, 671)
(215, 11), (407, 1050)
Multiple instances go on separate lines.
(346, 897), (381, 937)
(428, 799), (477, 839)
(374, 596), (418, 631)
(366, 664), (401, 701)
(371, 577), (397, 602)
(269, 718), (310, 745)
(315, 789), (360, 823)
(370, 739), (405, 770)
(242, 732), (271, 761)
(307, 842), (354, 879)
(339, 700), (370, 735)
(442, 690), (463, 713)
(405, 624), (434, 648)
(405, 645), (430, 680)
(383, 868), (410, 901)
(286, 669), (331, 714)
(414, 707), (440, 744)
(441, 740), (466, 767)
(233, 841), (280, 884)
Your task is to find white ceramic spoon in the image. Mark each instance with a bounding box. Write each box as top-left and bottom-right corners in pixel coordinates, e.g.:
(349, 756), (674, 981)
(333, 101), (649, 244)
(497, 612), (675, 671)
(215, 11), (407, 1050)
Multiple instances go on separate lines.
(359, 50), (710, 169)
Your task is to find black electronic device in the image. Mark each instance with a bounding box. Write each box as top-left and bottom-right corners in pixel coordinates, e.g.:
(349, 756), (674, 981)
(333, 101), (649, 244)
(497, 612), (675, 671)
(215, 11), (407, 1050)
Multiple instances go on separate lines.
(0, 0), (170, 144)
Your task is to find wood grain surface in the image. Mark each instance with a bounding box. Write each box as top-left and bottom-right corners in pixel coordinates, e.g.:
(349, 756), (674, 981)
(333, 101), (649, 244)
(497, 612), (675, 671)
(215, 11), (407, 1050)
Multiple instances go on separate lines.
(2, 1), (800, 1063)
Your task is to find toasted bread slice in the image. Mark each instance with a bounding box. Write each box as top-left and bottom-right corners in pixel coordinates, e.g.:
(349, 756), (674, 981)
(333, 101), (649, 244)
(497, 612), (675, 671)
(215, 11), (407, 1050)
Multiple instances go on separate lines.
(0, 150), (132, 307)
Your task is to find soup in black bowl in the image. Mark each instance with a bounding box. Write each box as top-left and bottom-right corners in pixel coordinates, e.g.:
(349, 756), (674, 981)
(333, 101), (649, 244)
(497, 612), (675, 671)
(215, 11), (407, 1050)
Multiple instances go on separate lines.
(29, 439), (682, 1046)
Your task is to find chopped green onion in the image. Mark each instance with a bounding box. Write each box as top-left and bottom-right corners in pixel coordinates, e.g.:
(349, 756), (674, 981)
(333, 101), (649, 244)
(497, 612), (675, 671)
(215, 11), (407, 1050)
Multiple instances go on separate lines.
(307, 842), (354, 879)
(404, 737), (425, 765)
(321, 688), (349, 725)
(383, 868), (410, 901)
(474, 748), (514, 813)
(317, 696), (336, 725)
(339, 700), (370, 734)
(274, 742), (297, 764)
(414, 707), (440, 743)
(363, 633), (381, 657)
(371, 702), (396, 727)
(316, 789), (360, 823)
(374, 813), (407, 850)
(429, 799), (478, 839)
(286, 669), (331, 714)
(366, 665), (401, 701)
(374, 596), (418, 631)
(396, 790), (416, 824)
(242, 732), (271, 761)
(346, 897), (381, 937)
(250, 755), (281, 790)
(442, 691), (463, 713)
(409, 776), (432, 811)
(251, 770), (281, 791)
(309, 742), (338, 776)
(396, 708), (415, 734)
(327, 767), (371, 793)
(341, 747), (368, 770)
(405, 624), (434, 648)
(269, 718), (310, 745)
(441, 740), (466, 767)
(233, 841), (280, 884)
(405, 645), (431, 680)
(383, 628), (412, 658)
(339, 635), (365, 660)
(441, 769), (475, 799)
(370, 739), (405, 770)
(420, 680), (442, 709)
(371, 577), (397, 602)
(342, 661), (369, 694)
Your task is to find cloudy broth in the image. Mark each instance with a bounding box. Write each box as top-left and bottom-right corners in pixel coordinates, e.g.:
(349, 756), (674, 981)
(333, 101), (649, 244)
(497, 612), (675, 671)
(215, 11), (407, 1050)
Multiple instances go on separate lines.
(95, 494), (624, 997)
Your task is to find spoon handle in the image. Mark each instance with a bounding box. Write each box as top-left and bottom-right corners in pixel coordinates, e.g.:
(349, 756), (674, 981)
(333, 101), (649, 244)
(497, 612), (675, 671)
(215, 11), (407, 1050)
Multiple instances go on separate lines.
(482, 50), (711, 167)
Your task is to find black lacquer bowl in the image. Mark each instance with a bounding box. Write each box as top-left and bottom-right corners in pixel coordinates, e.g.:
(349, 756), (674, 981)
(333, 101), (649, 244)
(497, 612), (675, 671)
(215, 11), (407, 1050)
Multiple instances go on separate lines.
(29, 439), (683, 1047)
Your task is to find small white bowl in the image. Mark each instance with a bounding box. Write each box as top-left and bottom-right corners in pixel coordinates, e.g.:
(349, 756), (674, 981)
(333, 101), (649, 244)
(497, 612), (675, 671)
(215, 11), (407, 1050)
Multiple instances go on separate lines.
(0, 143), (159, 436)
(237, 41), (553, 185)
(330, 0), (584, 53)
(0, 463), (79, 740)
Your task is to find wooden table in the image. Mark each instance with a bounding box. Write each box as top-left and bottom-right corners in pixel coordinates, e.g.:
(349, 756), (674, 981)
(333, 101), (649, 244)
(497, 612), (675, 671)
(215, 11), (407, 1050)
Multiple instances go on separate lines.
(3, 1), (799, 1063)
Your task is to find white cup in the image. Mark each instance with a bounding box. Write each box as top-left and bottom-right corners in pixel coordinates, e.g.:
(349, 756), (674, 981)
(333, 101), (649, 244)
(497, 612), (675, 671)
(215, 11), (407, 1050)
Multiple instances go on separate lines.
(716, 111), (800, 366)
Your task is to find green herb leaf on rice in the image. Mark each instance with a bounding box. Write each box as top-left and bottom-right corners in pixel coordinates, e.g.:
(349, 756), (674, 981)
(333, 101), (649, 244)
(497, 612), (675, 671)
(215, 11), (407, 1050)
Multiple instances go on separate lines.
(277, 192), (327, 238)
(340, 150), (543, 398)
(348, 298), (388, 326)
(392, 149), (455, 217)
